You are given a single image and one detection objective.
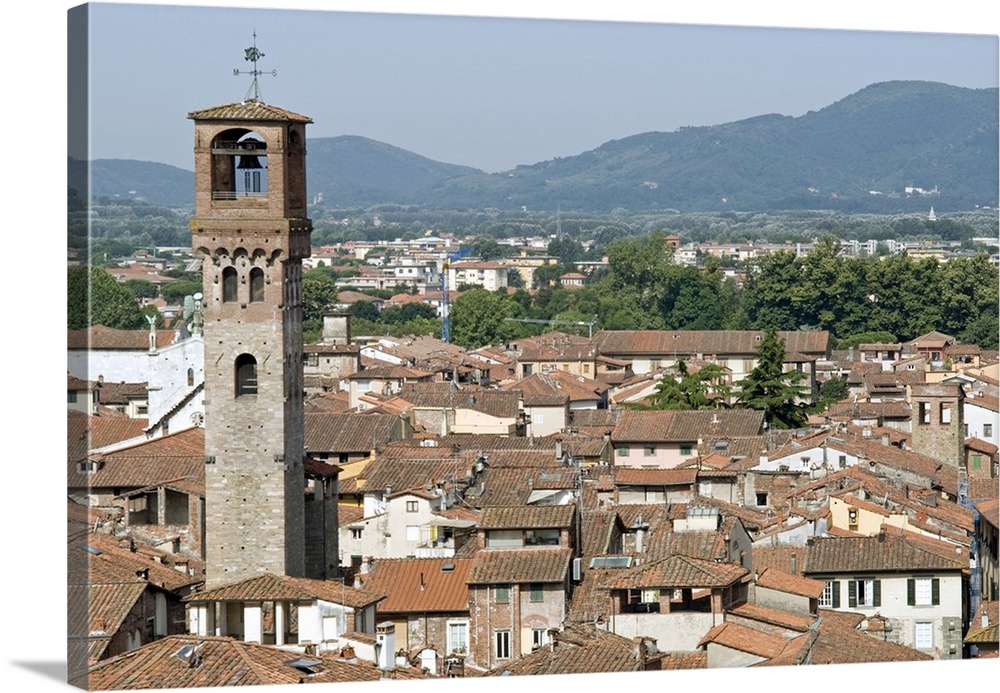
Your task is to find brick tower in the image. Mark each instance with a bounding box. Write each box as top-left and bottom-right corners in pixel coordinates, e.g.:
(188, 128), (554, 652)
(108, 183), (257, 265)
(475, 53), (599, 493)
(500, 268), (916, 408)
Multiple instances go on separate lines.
(188, 92), (313, 587)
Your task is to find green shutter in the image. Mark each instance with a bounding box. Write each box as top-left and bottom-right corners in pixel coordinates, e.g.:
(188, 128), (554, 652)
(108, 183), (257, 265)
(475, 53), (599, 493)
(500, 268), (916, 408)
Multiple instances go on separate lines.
(931, 578), (940, 606)
(832, 581), (841, 608)
(873, 579), (881, 607)
(848, 580), (857, 608)
(907, 578), (915, 606)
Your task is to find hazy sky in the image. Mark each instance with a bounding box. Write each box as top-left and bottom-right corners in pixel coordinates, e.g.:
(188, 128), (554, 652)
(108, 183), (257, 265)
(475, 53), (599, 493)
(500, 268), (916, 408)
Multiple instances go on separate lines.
(78, 1), (998, 173)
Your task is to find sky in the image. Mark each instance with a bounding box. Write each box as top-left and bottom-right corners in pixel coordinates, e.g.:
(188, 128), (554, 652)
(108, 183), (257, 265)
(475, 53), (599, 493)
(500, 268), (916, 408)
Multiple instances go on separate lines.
(6, 2), (1000, 693)
(76, 1), (999, 173)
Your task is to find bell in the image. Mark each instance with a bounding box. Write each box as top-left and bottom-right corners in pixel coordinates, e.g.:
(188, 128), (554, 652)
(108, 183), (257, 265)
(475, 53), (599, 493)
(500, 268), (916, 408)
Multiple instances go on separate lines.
(237, 154), (263, 170)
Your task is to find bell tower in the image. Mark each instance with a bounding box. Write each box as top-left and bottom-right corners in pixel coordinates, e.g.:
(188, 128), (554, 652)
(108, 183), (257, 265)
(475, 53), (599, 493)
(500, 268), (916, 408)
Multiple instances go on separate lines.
(189, 53), (313, 587)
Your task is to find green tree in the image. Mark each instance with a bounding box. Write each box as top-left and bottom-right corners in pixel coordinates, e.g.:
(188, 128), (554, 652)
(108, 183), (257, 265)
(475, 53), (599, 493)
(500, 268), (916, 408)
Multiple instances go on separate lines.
(125, 279), (159, 300)
(302, 273), (340, 322)
(68, 266), (146, 330)
(735, 328), (810, 429)
(450, 289), (523, 348)
(161, 279), (203, 305)
(645, 360), (732, 410)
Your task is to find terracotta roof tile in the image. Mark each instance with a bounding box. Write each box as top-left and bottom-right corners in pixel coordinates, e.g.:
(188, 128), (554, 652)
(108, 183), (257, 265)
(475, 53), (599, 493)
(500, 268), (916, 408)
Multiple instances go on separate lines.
(304, 412), (404, 453)
(489, 623), (664, 676)
(185, 573), (383, 609)
(468, 547), (573, 584)
(698, 621), (788, 659)
(727, 602), (815, 632)
(68, 325), (177, 351)
(69, 427), (205, 491)
(78, 635), (390, 689)
(809, 610), (934, 664)
(755, 567), (827, 599)
(803, 534), (967, 574)
(188, 100), (313, 122)
(360, 557), (472, 613)
(600, 554), (748, 590)
(612, 409), (764, 443)
(478, 505), (576, 529)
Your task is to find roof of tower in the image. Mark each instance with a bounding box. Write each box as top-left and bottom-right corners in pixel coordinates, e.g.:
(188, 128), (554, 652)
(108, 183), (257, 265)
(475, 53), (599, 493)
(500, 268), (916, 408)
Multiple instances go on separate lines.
(188, 100), (312, 124)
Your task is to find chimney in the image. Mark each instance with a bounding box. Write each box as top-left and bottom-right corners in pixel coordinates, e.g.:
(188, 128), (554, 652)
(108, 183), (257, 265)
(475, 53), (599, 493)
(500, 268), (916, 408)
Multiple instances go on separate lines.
(790, 552), (797, 575)
(376, 622), (396, 671)
(555, 439), (563, 460)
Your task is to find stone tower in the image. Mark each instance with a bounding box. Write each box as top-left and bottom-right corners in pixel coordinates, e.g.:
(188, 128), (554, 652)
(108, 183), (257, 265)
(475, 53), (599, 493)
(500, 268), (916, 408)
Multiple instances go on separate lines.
(909, 382), (965, 468)
(189, 98), (313, 587)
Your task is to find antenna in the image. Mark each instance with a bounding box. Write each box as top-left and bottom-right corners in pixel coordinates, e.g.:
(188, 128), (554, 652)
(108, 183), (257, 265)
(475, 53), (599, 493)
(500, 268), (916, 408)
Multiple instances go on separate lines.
(233, 30), (276, 102)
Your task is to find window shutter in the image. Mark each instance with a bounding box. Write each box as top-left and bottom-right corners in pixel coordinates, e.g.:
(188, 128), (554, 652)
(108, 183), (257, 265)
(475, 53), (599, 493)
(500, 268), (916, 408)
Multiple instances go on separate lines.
(907, 578), (915, 606)
(848, 580), (857, 608)
(873, 579), (881, 607)
(832, 581), (841, 608)
(931, 578), (940, 606)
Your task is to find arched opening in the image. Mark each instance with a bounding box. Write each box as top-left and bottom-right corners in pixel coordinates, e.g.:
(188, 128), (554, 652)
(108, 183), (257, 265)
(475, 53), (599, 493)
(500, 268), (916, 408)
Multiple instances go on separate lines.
(235, 354), (258, 396)
(187, 368), (195, 387)
(250, 267), (265, 303)
(222, 267), (238, 303)
(210, 129), (268, 199)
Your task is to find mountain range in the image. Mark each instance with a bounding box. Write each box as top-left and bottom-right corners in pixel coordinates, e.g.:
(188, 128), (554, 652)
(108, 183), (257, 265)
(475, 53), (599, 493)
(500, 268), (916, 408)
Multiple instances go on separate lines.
(71, 81), (998, 213)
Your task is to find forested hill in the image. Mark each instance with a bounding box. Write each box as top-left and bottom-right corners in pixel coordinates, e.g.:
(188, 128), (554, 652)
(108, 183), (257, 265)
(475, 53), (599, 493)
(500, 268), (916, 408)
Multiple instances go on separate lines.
(79, 81), (997, 213)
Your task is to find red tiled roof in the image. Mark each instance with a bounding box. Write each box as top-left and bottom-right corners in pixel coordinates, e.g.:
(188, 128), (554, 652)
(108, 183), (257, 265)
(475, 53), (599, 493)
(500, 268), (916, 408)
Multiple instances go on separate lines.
(360, 557), (472, 613)
(755, 567), (827, 599)
(478, 504), (576, 529)
(489, 623), (666, 676)
(468, 547), (573, 584)
(593, 330), (830, 358)
(68, 325), (177, 351)
(612, 409), (764, 443)
(304, 412), (403, 453)
(185, 573), (383, 609)
(77, 635), (391, 689)
(600, 554), (748, 590)
(69, 427), (205, 491)
(727, 602), (815, 632)
(698, 622), (787, 659)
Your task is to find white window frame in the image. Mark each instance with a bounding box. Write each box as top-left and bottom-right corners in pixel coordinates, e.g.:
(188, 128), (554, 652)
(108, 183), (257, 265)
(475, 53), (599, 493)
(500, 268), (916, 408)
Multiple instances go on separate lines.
(855, 578), (876, 607)
(406, 525), (420, 542)
(914, 577), (933, 606)
(819, 581), (835, 608)
(494, 630), (511, 659)
(531, 628), (547, 650)
(447, 620), (468, 655)
(914, 621), (933, 650)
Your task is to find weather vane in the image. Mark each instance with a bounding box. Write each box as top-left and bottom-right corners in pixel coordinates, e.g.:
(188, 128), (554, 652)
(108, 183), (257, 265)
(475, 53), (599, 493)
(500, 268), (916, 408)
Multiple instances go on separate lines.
(233, 30), (276, 103)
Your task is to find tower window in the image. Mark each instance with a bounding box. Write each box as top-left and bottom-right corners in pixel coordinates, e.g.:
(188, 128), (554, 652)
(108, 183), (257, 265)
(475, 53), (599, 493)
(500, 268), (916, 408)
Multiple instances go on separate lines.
(222, 267), (238, 303)
(235, 354), (258, 396)
(250, 268), (265, 303)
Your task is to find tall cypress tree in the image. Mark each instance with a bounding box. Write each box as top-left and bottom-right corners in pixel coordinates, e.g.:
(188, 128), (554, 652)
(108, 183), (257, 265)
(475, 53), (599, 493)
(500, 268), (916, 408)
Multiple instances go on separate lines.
(736, 328), (809, 429)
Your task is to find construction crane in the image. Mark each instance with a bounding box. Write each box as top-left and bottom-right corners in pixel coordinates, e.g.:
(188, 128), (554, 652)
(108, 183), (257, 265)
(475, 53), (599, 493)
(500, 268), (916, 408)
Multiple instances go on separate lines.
(440, 246), (474, 343)
(503, 316), (599, 339)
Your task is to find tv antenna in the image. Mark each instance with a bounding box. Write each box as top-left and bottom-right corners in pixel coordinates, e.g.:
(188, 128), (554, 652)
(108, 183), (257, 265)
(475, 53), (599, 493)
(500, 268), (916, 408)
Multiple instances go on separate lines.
(234, 30), (275, 103)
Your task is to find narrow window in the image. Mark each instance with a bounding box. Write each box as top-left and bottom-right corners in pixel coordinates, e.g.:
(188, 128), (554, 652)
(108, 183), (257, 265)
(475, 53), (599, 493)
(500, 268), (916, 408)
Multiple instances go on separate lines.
(529, 583), (544, 602)
(250, 267), (265, 302)
(187, 368), (194, 387)
(222, 266), (238, 303)
(494, 630), (511, 659)
(235, 353), (258, 396)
